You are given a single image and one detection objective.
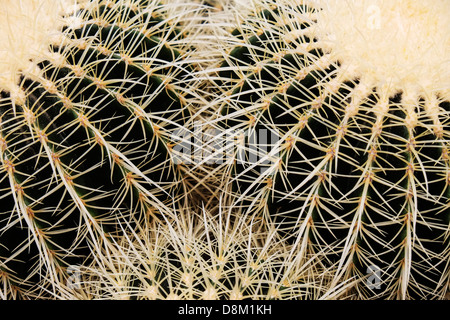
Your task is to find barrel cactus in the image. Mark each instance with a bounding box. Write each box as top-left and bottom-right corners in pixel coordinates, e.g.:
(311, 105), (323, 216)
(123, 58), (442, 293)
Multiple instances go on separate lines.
(0, 0), (200, 298)
(212, 0), (450, 299)
(57, 204), (344, 300)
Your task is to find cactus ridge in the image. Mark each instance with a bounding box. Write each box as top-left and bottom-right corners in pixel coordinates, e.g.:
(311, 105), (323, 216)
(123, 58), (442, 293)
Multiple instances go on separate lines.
(214, 0), (450, 299)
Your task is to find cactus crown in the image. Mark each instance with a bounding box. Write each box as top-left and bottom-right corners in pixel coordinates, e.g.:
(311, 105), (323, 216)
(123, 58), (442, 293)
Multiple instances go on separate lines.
(311, 0), (449, 141)
(314, 0), (449, 102)
(0, 0), (78, 94)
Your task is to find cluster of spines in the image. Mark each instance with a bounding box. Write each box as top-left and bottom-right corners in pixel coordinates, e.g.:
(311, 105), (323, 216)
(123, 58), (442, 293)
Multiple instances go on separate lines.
(58, 205), (342, 300)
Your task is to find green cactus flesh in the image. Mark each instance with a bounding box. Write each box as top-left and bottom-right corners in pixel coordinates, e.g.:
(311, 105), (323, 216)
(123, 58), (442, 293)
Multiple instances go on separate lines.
(216, 2), (449, 299)
(0, 0), (194, 297)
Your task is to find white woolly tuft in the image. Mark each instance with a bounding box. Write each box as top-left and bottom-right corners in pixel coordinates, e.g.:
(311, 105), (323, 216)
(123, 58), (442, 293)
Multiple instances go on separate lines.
(0, 0), (86, 93)
(313, 0), (450, 99)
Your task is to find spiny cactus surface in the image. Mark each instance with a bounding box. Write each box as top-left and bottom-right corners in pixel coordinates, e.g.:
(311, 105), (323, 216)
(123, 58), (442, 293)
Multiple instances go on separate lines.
(213, 0), (450, 299)
(59, 205), (343, 300)
(0, 0), (198, 298)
